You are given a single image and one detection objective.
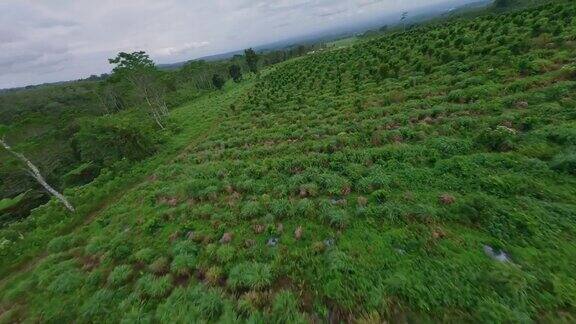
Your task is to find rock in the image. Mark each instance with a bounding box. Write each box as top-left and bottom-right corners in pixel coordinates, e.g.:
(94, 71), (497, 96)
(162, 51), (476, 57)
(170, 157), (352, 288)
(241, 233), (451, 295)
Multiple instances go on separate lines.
(439, 194), (456, 205)
(220, 232), (233, 244)
(483, 245), (511, 263)
(267, 237), (280, 247)
(295, 226), (303, 240)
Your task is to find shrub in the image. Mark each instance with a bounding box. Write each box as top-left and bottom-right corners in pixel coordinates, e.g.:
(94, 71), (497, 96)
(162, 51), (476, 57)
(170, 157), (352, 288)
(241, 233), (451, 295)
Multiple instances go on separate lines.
(47, 235), (77, 254)
(296, 198), (315, 217)
(216, 245), (235, 264)
(108, 265), (133, 286)
(476, 127), (516, 152)
(156, 286), (224, 322)
(228, 262), (273, 290)
(80, 289), (115, 320)
(270, 199), (295, 219)
(136, 274), (173, 298)
(326, 210), (349, 229)
(271, 291), (307, 323)
(149, 257), (170, 275)
(171, 241), (198, 256)
(47, 270), (84, 293)
(170, 254), (196, 276)
(133, 248), (156, 264)
(550, 153), (576, 175)
(240, 201), (264, 220)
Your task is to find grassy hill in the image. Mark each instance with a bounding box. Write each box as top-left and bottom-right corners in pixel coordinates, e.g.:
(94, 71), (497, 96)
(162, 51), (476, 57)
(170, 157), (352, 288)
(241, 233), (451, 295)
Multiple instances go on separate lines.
(1, 1), (576, 322)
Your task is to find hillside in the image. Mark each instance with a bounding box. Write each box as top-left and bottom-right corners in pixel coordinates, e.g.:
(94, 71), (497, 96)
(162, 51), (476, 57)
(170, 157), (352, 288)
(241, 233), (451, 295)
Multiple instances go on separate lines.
(1, 1), (576, 322)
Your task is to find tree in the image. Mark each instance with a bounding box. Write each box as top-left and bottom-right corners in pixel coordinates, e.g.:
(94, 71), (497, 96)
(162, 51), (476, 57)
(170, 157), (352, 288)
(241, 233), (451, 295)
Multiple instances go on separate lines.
(245, 48), (259, 74)
(212, 74), (225, 90)
(0, 126), (74, 212)
(229, 64), (242, 83)
(108, 51), (168, 129)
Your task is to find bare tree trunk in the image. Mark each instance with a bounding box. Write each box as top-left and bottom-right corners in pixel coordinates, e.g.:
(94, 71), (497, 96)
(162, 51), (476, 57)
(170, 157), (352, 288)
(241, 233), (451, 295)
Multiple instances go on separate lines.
(0, 139), (75, 212)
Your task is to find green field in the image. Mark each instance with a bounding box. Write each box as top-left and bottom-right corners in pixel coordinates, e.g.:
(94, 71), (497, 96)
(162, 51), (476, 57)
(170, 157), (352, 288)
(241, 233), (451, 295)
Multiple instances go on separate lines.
(1, 1), (576, 322)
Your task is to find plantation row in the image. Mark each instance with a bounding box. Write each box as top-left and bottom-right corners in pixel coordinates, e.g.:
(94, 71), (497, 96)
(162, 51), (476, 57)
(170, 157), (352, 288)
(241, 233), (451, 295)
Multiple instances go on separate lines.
(1, 1), (576, 322)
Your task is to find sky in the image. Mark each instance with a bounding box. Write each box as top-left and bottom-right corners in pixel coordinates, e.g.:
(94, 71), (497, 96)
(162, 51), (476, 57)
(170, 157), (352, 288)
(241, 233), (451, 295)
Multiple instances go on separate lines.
(0, 0), (471, 89)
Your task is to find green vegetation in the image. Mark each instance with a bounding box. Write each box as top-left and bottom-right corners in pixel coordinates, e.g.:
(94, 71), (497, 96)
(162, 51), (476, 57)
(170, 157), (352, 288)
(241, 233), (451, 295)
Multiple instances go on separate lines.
(1, 1), (576, 322)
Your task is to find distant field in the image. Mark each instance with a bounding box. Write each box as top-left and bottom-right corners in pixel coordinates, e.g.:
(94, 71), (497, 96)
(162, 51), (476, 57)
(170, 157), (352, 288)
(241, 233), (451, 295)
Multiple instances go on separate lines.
(326, 36), (359, 48)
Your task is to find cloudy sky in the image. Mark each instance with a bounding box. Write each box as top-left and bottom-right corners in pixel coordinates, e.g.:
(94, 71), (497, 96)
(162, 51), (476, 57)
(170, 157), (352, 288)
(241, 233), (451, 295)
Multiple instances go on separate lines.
(0, 0), (472, 89)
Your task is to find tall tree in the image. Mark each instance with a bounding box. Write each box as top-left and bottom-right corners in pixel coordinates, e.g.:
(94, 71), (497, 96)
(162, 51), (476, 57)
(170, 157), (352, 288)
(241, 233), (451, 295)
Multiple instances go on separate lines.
(244, 48), (259, 74)
(108, 51), (168, 129)
(229, 64), (242, 83)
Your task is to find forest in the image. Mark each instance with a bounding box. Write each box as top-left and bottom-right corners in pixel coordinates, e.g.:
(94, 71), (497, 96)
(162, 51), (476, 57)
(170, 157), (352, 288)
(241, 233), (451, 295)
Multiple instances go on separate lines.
(0, 0), (575, 322)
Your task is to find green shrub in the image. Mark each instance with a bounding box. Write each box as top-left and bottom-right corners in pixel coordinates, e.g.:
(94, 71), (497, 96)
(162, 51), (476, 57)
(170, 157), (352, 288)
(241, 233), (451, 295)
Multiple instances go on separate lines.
(136, 274), (173, 298)
(476, 127), (516, 152)
(240, 201), (264, 219)
(149, 257), (170, 275)
(47, 235), (77, 254)
(133, 248), (156, 264)
(171, 241), (198, 256)
(80, 289), (115, 320)
(216, 245), (235, 264)
(108, 265), (133, 286)
(271, 291), (307, 323)
(170, 254), (196, 276)
(47, 270), (84, 293)
(156, 286), (224, 322)
(551, 153), (576, 175)
(228, 262), (273, 290)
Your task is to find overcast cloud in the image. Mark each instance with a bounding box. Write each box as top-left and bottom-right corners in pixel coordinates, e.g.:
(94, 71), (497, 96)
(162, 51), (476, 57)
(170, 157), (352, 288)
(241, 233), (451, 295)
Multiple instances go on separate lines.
(0, 0), (470, 89)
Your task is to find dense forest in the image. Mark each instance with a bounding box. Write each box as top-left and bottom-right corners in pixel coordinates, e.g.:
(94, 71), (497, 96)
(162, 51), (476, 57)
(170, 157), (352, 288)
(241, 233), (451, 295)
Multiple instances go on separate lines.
(1, 0), (575, 322)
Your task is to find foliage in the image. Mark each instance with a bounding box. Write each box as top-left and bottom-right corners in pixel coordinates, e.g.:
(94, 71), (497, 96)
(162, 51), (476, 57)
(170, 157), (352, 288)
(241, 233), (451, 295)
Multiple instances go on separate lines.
(1, 1), (576, 323)
(229, 64), (242, 83)
(228, 262), (273, 290)
(211, 74), (225, 90)
(244, 48), (259, 74)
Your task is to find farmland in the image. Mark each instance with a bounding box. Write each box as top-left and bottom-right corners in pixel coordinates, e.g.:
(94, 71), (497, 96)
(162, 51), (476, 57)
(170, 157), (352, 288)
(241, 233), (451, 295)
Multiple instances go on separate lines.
(1, 1), (576, 322)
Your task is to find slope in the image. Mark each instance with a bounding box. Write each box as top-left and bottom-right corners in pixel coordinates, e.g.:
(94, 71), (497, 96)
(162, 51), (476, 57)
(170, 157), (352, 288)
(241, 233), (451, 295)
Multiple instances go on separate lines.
(1, 1), (576, 322)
